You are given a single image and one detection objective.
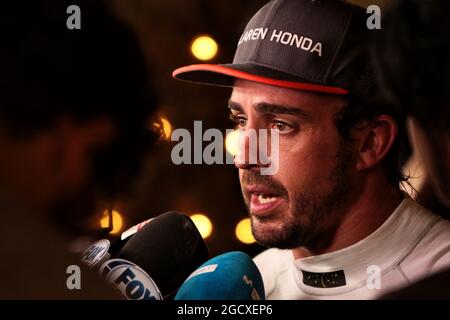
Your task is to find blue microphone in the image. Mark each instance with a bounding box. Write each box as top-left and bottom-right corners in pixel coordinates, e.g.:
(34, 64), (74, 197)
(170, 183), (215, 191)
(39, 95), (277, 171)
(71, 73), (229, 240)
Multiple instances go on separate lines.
(174, 251), (265, 300)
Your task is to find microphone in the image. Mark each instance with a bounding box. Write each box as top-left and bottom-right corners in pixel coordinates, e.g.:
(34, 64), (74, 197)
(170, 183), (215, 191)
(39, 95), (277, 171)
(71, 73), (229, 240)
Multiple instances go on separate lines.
(116, 211), (209, 298)
(99, 258), (163, 300)
(174, 251), (265, 300)
(79, 217), (162, 299)
(81, 238), (113, 268)
(108, 217), (154, 256)
(81, 217), (153, 268)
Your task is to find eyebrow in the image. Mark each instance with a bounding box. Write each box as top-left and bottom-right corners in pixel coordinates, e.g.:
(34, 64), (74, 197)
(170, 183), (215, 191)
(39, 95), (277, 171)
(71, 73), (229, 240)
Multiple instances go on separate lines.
(227, 100), (311, 119)
(227, 101), (243, 112)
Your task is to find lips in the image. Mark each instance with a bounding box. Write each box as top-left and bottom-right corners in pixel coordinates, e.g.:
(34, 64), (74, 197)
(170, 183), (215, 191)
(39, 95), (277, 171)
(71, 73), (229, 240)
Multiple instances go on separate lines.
(244, 186), (285, 217)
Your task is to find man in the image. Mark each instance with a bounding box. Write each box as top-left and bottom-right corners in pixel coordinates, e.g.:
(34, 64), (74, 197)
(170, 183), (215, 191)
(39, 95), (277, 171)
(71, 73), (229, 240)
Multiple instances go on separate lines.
(0, 0), (156, 298)
(173, 0), (450, 299)
(373, 0), (450, 299)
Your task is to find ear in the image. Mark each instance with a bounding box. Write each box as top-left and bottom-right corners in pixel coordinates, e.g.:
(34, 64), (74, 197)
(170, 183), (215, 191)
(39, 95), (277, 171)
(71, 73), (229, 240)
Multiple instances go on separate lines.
(356, 115), (398, 171)
(53, 117), (115, 190)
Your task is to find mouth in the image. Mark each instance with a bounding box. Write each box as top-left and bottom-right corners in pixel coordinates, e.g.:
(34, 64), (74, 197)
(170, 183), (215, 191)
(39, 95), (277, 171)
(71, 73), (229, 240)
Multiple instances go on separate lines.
(245, 186), (285, 217)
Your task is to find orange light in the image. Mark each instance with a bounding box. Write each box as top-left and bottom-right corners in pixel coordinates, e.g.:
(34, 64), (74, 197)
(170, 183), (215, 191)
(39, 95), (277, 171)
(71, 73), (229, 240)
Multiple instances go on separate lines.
(160, 117), (172, 140)
(190, 213), (213, 239)
(100, 210), (124, 235)
(235, 218), (256, 244)
(152, 116), (172, 140)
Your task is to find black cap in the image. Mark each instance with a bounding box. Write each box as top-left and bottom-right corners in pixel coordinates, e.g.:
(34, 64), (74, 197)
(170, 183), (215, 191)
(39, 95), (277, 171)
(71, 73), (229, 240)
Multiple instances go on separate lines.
(173, 0), (375, 100)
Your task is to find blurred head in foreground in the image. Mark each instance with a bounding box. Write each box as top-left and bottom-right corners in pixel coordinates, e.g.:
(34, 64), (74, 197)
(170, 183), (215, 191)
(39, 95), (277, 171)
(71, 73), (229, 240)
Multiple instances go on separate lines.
(0, 0), (157, 235)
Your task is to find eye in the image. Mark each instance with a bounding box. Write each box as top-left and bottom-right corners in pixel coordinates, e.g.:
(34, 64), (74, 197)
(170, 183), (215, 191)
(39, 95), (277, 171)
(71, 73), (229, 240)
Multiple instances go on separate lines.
(229, 114), (247, 128)
(272, 120), (292, 132)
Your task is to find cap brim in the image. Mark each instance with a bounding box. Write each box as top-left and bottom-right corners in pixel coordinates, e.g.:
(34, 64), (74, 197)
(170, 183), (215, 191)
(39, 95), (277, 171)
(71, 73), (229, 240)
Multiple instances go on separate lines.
(172, 63), (348, 95)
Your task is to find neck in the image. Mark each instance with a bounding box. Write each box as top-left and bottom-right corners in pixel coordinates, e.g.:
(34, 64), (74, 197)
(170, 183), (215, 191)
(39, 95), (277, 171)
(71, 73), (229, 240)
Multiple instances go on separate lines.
(293, 176), (403, 260)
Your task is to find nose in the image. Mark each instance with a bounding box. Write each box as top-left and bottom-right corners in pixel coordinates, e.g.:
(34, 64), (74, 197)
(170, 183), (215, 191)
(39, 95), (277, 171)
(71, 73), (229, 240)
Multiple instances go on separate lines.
(234, 128), (254, 170)
(234, 128), (273, 170)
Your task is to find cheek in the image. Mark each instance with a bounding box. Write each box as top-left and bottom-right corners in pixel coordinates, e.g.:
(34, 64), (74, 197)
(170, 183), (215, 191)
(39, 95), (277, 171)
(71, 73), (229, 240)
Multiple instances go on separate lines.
(239, 169), (244, 181)
(276, 134), (339, 191)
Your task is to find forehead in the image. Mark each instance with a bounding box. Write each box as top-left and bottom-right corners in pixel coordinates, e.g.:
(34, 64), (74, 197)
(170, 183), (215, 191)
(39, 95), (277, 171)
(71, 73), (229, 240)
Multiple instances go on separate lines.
(230, 79), (346, 113)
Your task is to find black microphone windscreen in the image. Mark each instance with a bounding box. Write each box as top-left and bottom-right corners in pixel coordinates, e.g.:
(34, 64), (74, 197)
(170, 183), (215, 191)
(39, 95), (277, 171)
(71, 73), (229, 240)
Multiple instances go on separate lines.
(117, 211), (208, 296)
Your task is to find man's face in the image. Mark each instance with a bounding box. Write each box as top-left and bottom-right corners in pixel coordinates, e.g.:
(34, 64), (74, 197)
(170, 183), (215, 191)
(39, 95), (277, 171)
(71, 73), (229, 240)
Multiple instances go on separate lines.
(229, 80), (355, 249)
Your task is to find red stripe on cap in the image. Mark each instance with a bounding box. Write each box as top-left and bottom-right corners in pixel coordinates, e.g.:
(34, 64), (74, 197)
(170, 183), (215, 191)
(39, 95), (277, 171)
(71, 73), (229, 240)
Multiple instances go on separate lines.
(173, 64), (348, 95)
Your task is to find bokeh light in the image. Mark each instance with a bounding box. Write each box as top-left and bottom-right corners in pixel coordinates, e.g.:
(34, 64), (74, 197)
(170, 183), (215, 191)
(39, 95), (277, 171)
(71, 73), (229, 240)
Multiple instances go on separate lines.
(225, 129), (240, 156)
(235, 218), (256, 244)
(190, 213), (213, 239)
(191, 35), (218, 61)
(152, 116), (172, 140)
(100, 210), (124, 235)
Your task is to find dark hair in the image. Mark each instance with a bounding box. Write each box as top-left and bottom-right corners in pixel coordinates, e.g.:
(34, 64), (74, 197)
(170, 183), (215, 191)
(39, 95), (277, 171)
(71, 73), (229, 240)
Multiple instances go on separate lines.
(334, 95), (410, 187)
(0, 0), (157, 199)
(372, 0), (450, 132)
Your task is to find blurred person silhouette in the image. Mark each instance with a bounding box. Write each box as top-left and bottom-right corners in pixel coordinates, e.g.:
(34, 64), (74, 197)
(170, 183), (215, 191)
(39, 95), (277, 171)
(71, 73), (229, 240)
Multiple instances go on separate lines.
(374, 0), (450, 299)
(0, 0), (157, 298)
